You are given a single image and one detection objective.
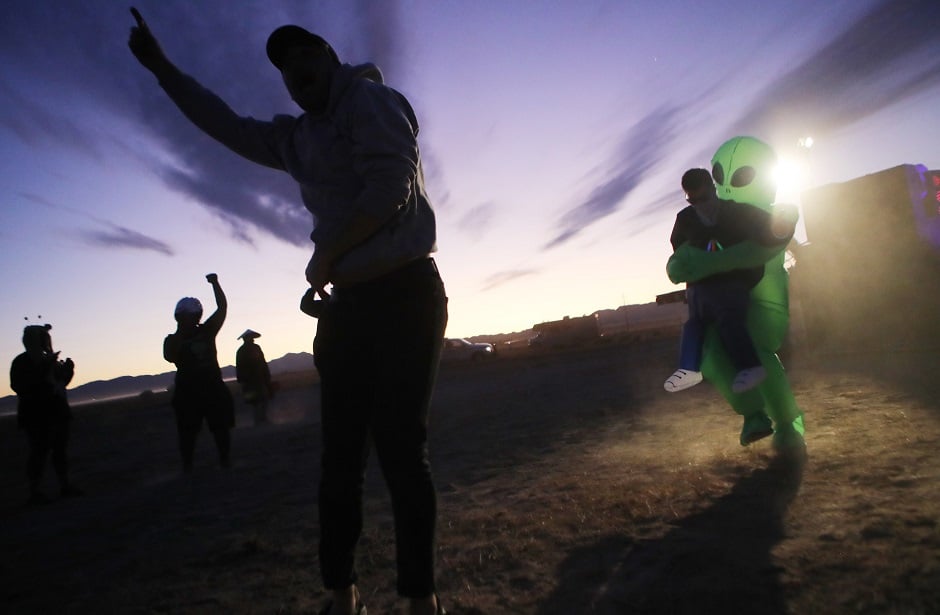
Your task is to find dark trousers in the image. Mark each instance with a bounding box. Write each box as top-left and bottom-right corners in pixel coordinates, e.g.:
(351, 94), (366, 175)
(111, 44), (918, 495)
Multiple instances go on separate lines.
(313, 258), (448, 598)
(175, 422), (231, 471)
(173, 380), (234, 470)
(679, 280), (761, 372)
(26, 421), (70, 491)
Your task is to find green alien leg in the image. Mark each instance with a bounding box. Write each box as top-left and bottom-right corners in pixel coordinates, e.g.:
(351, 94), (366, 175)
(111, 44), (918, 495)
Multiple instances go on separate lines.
(747, 301), (803, 428)
(700, 325), (773, 446)
(701, 299), (804, 446)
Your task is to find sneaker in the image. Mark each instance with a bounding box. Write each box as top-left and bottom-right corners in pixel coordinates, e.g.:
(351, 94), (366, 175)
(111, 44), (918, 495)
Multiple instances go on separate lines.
(664, 369), (703, 392)
(739, 413), (774, 446)
(731, 366), (767, 393)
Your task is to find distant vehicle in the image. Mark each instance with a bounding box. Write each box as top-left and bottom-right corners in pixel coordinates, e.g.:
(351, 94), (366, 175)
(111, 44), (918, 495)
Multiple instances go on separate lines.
(441, 338), (495, 361)
(528, 314), (599, 349)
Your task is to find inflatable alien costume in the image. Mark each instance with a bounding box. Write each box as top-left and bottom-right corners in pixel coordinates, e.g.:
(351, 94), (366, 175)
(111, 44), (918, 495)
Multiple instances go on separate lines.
(667, 136), (806, 453)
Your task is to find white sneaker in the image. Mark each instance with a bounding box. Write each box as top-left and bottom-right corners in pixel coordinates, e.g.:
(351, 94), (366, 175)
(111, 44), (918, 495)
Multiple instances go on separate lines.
(732, 366), (767, 393)
(664, 369), (703, 392)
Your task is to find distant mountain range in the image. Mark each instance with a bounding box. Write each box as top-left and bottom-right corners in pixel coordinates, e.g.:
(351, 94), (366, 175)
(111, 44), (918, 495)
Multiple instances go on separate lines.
(0, 352), (315, 415)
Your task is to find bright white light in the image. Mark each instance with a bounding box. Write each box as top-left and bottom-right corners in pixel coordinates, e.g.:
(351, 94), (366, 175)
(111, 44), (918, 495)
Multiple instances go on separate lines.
(798, 136), (814, 149)
(774, 156), (805, 205)
(774, 157), (803, 190)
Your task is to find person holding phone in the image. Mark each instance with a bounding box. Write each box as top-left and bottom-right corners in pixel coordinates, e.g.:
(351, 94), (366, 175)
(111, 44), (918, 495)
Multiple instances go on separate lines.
(10, 324), (82, 504)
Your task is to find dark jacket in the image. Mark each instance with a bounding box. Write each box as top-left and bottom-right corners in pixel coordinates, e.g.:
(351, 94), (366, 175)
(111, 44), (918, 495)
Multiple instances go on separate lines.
(10, 353), (73, 430)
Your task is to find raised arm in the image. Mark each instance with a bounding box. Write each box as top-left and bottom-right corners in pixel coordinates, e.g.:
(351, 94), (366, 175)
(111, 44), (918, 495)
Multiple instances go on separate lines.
(203, 273), (228, 332)
(128, 8), (174, 76)
(127, 8), (288, 169)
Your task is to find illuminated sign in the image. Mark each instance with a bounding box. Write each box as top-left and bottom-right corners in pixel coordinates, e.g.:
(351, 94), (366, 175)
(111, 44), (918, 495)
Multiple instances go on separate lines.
(928, 170), (940, 217)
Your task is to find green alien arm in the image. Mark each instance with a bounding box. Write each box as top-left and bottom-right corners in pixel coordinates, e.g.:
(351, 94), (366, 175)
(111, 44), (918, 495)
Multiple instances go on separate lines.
(666, 240), (786, 284)
(666, 202), (797, 284)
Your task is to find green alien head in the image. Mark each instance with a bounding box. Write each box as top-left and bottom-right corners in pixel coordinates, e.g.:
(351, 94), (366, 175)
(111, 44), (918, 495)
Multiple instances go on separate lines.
(711, 136), (778, 211)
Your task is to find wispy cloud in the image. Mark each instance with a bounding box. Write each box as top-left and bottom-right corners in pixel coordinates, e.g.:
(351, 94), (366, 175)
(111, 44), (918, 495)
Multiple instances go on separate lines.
(159, 164), (312, 246)
(730, 0), (940, 143)
(16, 192), (60, 210)
(3, 0), (935, 260)
(0, 77), (102, 158)
(585, 0), (940, 249)
(79, 225), (175, 256)
(456, 202), (497, 241)
(627, 191), (682, 235)
(480, 268), (539, 292)
(544, 106), (680, 249)
(17, 191), (174, 256)
(350, 0), (406, 82)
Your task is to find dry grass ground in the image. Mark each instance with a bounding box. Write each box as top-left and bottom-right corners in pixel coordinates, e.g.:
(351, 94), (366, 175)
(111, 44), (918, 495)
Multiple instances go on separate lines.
(1, 336), (939, 614)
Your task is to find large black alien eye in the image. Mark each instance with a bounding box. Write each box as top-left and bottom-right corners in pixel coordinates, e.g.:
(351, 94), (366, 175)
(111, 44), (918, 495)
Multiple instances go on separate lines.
(712, 163), (724, 185)
(730, 166), (756, 187)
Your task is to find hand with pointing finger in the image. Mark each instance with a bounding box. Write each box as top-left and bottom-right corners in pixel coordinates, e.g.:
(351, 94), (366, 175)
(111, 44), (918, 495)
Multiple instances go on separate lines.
(128, 7), (170, 74)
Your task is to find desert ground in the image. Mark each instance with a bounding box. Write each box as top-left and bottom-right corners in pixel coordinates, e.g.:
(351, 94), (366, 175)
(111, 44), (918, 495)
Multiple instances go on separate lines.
(1, 334), (939, 614)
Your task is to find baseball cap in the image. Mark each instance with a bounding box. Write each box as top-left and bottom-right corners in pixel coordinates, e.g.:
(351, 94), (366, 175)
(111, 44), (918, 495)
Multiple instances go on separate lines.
(266, 25), (339, 69)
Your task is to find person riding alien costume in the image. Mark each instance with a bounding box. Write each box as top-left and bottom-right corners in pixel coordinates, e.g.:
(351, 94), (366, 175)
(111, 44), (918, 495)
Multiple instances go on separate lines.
(667, 136), (806, 454)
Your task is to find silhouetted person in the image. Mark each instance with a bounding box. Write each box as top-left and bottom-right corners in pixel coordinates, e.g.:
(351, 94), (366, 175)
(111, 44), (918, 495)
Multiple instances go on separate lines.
(236, 329), (273, 425)
(10, 324), (82, 504)
(130, 11), (448, 615)
(164, 274), (235, 472)
(664, 168), (790, 394)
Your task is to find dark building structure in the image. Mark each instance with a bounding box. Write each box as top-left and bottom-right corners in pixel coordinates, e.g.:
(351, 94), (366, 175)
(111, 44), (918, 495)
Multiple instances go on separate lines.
(793, 164), (940, 352)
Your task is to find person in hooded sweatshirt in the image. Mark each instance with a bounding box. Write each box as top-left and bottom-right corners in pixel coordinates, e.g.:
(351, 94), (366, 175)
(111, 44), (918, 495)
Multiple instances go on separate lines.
(129, 10), (447, 615)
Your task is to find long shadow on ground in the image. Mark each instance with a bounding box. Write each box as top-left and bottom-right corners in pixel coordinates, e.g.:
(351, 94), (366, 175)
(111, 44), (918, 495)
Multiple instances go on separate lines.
(538, 454), (804, 615)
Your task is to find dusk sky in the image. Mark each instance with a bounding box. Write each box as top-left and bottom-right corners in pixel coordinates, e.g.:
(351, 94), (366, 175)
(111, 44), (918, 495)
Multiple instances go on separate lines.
(2, 0), (939, 398)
